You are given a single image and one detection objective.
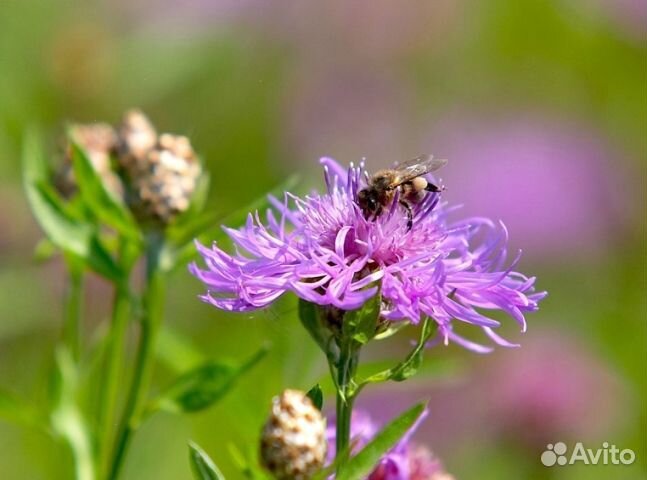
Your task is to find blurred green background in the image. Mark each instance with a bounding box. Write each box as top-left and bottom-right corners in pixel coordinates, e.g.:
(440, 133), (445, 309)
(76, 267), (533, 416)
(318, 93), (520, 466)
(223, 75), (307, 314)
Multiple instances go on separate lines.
(0, 0), (644, 478)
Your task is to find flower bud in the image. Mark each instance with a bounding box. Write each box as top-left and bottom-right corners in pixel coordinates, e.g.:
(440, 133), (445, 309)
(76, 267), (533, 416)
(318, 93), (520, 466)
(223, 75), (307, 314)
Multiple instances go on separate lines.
(127, 133), (201, 224)
(55, 123), (122, 198)
(117, 109), (157, 175)
(260, 389), (327, 480)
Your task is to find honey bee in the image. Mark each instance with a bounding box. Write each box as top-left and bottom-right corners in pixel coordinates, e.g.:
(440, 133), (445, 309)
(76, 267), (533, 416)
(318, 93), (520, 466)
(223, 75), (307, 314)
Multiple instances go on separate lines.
(357, 155), (447, 230)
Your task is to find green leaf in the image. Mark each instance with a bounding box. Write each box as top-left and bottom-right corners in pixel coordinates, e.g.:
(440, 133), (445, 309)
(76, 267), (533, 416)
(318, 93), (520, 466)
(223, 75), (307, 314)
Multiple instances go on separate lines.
(86, 237), (124, 282)
(23, 134), (93, 256)
(150, 345), (269, 414)
(36, 180), (85, 221)
(33, 238), (58, 262)
(389, 317), (436, 381)
(69, 142), (139, 239)
(336, 402), (427, 480)
(356, 355), (462, 384)
(312, 444), (352, 480)
(22, 131), (122, 281)
(306, 384), (323, 410)
(374, 321), (408, 340)
(50, 348), (95, 480)
(21, 128), (50, 183)
(189, 441), (225, 480)
(343, 291), (381, 345)
(359, 317), (437, 386)
(156, 326), (207, 373)
(156, 364), (234, 414)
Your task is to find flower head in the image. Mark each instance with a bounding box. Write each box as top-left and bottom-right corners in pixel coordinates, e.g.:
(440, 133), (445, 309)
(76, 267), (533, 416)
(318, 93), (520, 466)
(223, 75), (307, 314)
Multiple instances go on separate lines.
(54, 109), (202, 226)
(191, 158), (545, 352)
(55, 122), (123, 199)
(326, 409), (453, 480)
(260, 389), (327, 480)
(117, 110), (202, 225)
(126, 133), (201, 223)
(117, 109), (158, 172)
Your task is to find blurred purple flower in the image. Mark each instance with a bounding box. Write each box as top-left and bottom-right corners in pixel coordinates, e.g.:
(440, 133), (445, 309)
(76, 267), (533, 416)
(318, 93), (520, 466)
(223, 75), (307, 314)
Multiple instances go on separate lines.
(326, 409), (454, 480)
(427, 113), (634, 258)
(568, 0), (647, 41)
(354, 330), (634, 464)
(484, 329), (632, 448)
(191, 158), (545, 352)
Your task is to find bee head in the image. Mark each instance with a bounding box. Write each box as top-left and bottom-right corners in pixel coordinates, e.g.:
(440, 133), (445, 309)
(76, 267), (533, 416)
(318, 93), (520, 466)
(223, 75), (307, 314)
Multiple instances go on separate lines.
(357, 187), (378, 215)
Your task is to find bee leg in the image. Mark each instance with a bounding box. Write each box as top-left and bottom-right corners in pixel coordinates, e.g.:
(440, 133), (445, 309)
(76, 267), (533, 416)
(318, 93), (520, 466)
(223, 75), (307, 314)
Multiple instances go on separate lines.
(371, 205), (383, 222)
(399, 200), (413, 231)
(425, 182), (442, 193)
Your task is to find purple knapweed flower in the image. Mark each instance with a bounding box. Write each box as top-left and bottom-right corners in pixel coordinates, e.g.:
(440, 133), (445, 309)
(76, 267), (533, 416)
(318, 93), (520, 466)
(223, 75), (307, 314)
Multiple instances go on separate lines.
(483, 329), (633, 448)
(326, 409), (454, 480)
(426, 112), (635, 259)
(190, 158), (545, 352)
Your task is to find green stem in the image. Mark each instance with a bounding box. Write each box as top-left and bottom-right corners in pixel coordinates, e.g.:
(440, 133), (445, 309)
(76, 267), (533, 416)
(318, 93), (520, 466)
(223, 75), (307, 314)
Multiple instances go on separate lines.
(97, 239), (139, 475)
(51, 347), (96, 480)
(107, 234), (165, 480)
(63, 262), (84, 363)
(334, 341), (359, 472)
(97, 281), (132, 476)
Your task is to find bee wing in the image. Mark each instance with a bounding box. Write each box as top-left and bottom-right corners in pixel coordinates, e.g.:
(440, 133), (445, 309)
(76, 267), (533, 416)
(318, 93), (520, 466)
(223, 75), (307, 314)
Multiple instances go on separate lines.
(392, 155), (448, 186)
